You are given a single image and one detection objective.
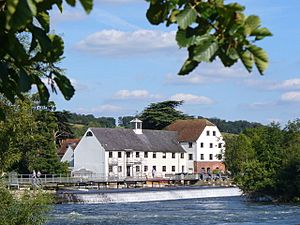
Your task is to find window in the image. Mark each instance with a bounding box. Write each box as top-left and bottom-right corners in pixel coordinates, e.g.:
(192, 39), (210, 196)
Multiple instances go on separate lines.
(189, 154), (193, 160)
(200, 154), (204, 160)
(209, 154), (213, 160)
(86, 131), (93, 137)
(200, 142), (204, 148)
(144, 166), (148, 172)
(213, 131), (216, 136)
(181, 166), (184, 172)
(162, 152), (166, 158)
(172, 153), (175, 158)
(144, 152), (148, 158)
(136, 152), (140, 158)
(152, 166), (156, 171)
(172, 166), (176, 172)
(109, 151), (113, 158)
(206, 130), (210, 136)
(188, 142), (193, 148)
(153, 153), (156, 158)
(118, 166), (122, 172)
(210, 143), (213, 148)
(162, 166), (166, 172)
(218, 143), (222, 148)
(181, 153), (184, 159)
(136, 166), (140, 172)
(126, 152), (130, 158)
(109, 166), (113, 173)
(118, 152), (122, 158)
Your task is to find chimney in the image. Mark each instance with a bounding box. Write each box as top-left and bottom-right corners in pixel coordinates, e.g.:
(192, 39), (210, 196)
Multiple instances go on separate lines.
(130, 118), (143, 134)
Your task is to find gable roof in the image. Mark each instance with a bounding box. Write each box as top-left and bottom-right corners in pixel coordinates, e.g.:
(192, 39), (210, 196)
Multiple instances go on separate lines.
(90, 128), (185, 153)
(58, 138), (80, 156)
(165, 119), (215, 142)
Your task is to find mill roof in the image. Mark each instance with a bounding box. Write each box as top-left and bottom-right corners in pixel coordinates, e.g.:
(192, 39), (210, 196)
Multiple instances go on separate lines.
(165, 119), (215, 142)
(89, 128), (185, 153)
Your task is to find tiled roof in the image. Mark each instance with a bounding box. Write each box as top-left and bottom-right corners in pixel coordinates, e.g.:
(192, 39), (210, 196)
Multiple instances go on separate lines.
(165, 119), (215, 142)
(90, 128), (185, 153)
(58, 138), (80, 156)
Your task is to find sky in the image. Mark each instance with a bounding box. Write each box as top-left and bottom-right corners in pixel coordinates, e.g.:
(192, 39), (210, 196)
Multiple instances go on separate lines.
(49, 0), (300, 125)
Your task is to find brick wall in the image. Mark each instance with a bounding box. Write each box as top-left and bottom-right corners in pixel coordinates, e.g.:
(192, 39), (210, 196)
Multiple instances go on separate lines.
(194, 161), (225, 173)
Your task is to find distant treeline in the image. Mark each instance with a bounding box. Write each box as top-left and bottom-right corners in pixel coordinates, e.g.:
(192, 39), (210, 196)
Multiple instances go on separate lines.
(198, 117), (263, 134)
(67, 113), (263, 138)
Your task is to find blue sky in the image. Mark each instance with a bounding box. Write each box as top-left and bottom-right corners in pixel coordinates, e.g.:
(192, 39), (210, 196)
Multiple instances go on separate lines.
(49, 0), (300, 125)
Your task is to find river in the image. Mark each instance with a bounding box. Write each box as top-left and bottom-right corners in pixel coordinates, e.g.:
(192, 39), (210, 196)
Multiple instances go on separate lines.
(47, 196), (300, 225)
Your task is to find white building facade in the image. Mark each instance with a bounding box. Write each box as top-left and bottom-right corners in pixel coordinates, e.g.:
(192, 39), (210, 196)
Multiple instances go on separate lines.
(73, 119), (186, 178)
(166, 119), (225, 173)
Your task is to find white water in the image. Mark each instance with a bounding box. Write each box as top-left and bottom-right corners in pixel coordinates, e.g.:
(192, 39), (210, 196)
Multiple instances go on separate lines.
(61, 187), (242, 203)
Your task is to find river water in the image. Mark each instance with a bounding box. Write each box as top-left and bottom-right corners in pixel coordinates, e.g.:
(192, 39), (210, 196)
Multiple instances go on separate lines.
(47, 196), (300, 225)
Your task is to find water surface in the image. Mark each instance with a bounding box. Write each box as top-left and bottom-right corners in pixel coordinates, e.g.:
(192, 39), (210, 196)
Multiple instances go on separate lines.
(47, 197), (300, 225)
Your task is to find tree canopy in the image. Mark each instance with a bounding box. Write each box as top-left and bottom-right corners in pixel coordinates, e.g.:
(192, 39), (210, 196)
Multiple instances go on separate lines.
(0, 0), (271, 111)
(139, 100), (191, 129)
(224, 121), (300, 201)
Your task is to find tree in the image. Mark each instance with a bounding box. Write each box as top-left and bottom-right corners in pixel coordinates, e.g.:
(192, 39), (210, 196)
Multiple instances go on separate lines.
(0, 95), (68, 174)
(225, 120), (300, 201)
(139, 100), (191, 129)
(0, 0), (271, 111)
(118, 116), (135, 128)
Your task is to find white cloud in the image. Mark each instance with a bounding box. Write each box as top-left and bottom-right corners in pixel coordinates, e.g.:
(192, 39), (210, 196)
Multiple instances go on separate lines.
(170, 93), (213, 105)
(75, 29), (177, 56)
(113, 89), (161, 100)
(281, 91), (300, 102)
(245, 78), (300, 91)
(165, 61), (251, 85)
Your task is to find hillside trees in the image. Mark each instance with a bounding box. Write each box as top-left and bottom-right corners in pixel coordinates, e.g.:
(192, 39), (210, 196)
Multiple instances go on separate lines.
(0, 0), (271, 112)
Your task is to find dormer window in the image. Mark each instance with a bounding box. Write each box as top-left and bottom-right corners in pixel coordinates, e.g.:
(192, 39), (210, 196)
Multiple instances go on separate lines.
(86, 131), (93, 137)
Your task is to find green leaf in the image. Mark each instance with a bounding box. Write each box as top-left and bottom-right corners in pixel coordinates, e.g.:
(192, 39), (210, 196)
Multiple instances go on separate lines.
(192, 39), (218, 62)
(34, 78), (50, 105)
(239, 51), (254, 73)
(251, 27), (273, 40)
(53, 72), (75, 100)
(176, 28), (197, 48)
(146, 2), (169, 25)
(247, 45), (268, 75)
(79, 0), (93, 14)
(18, 69), (32, 92)
(6, 0), (37, 31)
(176, 5), (197, 29)
(36, 11), (50, 33)
(178, 59), (199, 75)
(244, 15), (260, 35)
(66, 0), (76, 6)
(47, 34), (64, 62)
(30, 25), (52, 53)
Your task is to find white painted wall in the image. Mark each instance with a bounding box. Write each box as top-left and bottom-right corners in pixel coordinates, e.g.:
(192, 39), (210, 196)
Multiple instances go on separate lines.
(61, 146), (74, 167)
(179, 142), (196, 173)
(196, 126), (225, 162)
(105, 151), (187, 178)
(73, 129), (106, 176)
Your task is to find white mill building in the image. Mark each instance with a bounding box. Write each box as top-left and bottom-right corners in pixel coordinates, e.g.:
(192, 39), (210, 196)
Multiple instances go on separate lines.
(72, 119), (186, 178)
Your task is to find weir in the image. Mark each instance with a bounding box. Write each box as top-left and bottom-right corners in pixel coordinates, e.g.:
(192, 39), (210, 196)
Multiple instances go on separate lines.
(57, 186), (242, 204)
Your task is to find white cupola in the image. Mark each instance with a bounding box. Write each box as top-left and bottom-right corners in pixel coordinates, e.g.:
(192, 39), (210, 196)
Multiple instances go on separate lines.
(130, 118), (143, 134)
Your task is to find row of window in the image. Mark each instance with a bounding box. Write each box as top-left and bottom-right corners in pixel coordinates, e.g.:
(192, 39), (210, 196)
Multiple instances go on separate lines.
(109, 165), (179, 173)
(188, 142), (222, 148)
(109, 151), (185, 159)
(207, 130), (216, 136)
(188, 154), (222, 160)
